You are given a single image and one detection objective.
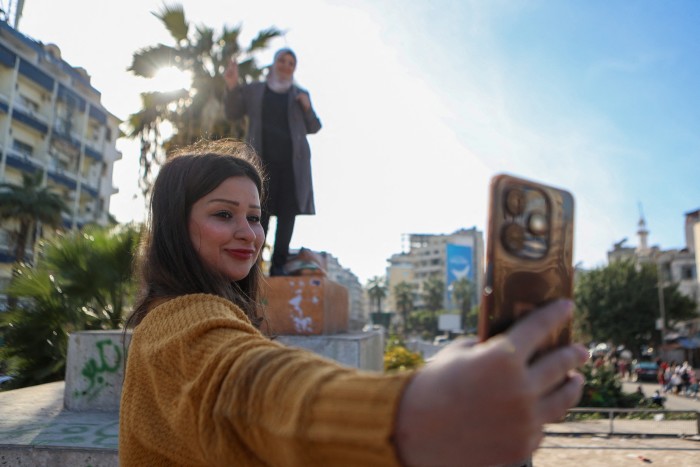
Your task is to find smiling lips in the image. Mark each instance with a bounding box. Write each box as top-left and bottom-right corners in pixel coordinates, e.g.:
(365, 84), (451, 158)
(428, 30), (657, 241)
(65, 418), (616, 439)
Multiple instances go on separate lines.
(226, 248), (256, 260)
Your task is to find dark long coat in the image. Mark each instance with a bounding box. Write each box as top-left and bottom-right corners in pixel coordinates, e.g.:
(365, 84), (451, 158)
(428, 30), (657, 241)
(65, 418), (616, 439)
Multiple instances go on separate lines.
(224, 82), (322, 215)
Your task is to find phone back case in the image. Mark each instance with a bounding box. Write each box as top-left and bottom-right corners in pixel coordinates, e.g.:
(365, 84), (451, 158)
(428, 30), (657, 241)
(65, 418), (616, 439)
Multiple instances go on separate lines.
(479, 174), (575, 349)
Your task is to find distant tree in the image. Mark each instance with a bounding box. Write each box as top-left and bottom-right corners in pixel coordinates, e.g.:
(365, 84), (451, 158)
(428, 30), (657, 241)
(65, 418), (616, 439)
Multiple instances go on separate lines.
(406, 309), (440, 341)
(393, 281), (414, 334)
(0, 225), (140, 389)
(127, 3), (282, 196)
(422, 276), (445, 313)
(450, 278), (475, 333)
(0, 171), (69, 265)
(367, 276), (388, 313)
(575, 260), (697, 355)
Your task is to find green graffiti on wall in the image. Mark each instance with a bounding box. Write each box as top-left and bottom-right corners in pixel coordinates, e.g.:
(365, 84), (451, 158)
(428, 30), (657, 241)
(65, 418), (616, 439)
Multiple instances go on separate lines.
(73, 339), (122, 401)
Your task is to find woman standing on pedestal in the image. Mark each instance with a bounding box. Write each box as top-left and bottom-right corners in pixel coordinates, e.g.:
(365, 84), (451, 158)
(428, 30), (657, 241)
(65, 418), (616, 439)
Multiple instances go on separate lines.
(223, 48), (322, 276)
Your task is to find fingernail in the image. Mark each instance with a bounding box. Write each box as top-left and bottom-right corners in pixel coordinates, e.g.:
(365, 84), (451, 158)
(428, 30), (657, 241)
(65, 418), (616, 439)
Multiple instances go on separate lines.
(561, 299), (574, 311)
(574, 344), (589, 363)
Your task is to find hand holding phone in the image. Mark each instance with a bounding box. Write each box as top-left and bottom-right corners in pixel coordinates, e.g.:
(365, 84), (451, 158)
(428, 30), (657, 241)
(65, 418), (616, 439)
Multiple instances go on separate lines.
(478, 174), (575, 353)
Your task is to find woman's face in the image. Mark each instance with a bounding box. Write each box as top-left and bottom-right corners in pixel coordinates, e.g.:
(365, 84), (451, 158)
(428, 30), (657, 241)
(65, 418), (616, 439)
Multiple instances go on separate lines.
(188, 176), (265, 282)
(273, 52), (296, 81)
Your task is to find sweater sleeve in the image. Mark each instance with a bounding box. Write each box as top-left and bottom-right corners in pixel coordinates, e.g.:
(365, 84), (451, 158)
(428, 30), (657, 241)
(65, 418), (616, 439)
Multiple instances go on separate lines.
(119, 294), (412, 467)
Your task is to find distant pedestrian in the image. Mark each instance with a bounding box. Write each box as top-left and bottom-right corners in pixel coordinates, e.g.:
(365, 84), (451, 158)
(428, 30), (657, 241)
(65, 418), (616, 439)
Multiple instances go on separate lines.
(651, 390), (665, 408)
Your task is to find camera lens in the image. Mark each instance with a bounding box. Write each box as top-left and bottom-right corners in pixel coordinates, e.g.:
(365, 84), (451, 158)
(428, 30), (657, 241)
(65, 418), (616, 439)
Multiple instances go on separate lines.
(528, 212), (548, 236)
(501, 222), (525, 253)
(505, 188), (525, 216)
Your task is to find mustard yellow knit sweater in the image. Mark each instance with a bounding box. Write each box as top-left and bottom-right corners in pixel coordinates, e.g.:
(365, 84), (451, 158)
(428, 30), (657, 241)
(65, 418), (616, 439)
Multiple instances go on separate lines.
(119, 294), (412, 466)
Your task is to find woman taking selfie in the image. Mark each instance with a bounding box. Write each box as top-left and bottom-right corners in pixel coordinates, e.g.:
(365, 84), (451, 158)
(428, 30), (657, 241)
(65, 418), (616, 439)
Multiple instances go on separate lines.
(119, 140), (587, 466)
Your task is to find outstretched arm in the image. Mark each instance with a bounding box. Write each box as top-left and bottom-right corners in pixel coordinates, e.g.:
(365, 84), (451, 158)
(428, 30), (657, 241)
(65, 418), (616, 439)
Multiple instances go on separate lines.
(223, 59), (247, 120)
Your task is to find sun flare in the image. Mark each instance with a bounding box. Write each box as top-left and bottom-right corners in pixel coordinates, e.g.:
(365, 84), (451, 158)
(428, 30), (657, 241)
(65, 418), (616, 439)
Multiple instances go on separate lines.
(147, 67), (192, 91)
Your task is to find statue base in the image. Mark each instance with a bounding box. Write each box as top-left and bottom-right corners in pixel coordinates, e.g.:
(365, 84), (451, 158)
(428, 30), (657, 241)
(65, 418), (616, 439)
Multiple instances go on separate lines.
(261, 276), (349, 335)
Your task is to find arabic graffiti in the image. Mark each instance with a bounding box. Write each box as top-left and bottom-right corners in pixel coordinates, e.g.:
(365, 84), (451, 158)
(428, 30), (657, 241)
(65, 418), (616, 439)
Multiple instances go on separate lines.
(72, 339), (122, 401)
(0, 419), (119, 449)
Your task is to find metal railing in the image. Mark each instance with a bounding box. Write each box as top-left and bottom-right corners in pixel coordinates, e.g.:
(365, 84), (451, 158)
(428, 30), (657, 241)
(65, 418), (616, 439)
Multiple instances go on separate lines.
(545, 408), (700, 437)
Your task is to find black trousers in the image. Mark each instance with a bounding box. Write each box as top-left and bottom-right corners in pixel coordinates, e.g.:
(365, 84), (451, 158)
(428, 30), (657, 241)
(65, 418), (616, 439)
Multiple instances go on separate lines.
(261, 210), (295, 274)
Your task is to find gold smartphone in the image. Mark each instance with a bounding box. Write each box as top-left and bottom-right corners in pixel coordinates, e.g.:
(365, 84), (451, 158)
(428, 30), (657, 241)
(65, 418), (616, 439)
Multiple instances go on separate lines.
(478, 174), (575, 351)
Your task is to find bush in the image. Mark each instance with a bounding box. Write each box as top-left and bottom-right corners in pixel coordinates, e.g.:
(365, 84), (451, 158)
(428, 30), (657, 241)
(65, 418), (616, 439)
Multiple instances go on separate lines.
(384, 334), (424, 372)
(578, 361), (646, 408)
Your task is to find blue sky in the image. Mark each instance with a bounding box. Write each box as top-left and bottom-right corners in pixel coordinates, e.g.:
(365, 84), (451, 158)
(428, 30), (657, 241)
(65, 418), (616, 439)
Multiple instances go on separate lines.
(15, 0), (700, 283)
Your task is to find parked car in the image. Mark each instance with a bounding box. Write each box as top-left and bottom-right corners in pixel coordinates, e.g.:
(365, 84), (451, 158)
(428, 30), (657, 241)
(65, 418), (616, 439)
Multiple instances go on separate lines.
(0, 375), (14, 387)
(631, 361), (659, 382)
(433, 336), (451, 346)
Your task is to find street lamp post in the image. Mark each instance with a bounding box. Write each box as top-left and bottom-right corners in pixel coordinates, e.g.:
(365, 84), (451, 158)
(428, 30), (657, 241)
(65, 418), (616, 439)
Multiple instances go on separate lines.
(656, 261), (667, 358)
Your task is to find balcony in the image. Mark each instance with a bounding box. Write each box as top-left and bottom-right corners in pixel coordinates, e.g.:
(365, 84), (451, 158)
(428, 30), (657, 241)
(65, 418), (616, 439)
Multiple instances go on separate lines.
(47, 167), (77, 190)
(18, 60), (54, 92)
(84, 145), (102, 162)
(11, 107), (48, 134)
(5, 151), (41, 173)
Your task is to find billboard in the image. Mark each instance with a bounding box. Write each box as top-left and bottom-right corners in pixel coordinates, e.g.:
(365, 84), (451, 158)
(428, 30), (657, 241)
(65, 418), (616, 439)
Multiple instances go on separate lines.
(445, 243), (474, 288)
(445, 243), (474, 312)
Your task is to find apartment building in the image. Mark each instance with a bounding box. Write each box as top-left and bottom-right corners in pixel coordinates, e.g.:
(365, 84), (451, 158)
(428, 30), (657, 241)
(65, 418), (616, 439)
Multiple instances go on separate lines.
(386, 227), (484, 313)
(0, 21), (121, 287)
(320, 251), (367, 331)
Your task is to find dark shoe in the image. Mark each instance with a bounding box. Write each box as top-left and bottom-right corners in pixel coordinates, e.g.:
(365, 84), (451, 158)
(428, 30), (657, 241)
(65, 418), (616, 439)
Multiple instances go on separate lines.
(269, 265), (288, 277)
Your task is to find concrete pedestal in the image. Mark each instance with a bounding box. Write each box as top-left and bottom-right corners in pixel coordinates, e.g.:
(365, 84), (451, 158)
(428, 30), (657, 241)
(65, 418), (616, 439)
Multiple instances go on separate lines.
(63, 328), (382, 413)
(64, 330), (131, 412)
(262, 276), (349, 335)
(278, 331), (384, 372)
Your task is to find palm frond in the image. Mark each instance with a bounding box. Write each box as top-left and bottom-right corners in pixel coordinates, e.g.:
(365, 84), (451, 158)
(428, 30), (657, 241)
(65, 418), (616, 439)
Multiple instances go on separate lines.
(153, 4), (189, 44)
(128, 44), (181, 78)
(194, 25), (215, 58)
(247, 27), (284, 52)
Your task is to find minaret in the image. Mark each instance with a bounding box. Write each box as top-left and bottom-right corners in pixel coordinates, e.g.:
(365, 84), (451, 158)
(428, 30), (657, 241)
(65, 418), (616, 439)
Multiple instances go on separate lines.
(636, 204), (649, 255)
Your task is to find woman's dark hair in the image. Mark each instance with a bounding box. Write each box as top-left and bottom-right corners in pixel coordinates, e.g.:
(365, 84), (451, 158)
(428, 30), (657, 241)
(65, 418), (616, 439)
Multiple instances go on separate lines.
(126, 139), (266, 328)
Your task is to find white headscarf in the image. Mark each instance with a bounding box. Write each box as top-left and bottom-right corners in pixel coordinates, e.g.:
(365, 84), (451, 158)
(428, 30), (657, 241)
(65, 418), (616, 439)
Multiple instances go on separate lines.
(266, 48), (296, 93)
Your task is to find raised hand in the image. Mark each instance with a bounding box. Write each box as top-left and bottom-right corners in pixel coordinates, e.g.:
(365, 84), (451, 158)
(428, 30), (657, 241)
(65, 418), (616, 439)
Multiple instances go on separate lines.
(296, 92), (311, 112)
(224, 58), (239, 91)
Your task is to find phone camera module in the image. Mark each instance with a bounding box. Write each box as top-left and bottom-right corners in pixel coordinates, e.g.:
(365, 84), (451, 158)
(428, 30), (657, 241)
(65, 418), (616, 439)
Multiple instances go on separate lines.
(527, 212), (548, 236)
(501, 222), (525, 253)
(505, 188), (525, 216)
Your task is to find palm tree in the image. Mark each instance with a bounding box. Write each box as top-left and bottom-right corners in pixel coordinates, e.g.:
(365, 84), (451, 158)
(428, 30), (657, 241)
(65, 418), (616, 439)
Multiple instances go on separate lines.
(127, 3), (283, 196)
(393, 281), (414, 335)
(366, 276), (388, 313)
(0, 170), (69, 265)
(422, 276), (445, 313)
(0, 225), (140, 389)
(450, 278), (475, 333)
(41, 225), (141, 329)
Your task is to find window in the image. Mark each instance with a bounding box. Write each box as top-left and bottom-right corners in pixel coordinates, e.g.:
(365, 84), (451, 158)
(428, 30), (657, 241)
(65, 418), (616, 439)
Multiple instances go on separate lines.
(19, 94), (40, 113)
(681, 265), (695, 280)
(12, 139), (34, 156)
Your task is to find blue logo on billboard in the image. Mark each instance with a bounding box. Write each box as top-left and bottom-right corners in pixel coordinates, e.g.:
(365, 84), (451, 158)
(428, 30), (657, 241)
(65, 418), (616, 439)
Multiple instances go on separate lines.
(446, 244), (473, 286)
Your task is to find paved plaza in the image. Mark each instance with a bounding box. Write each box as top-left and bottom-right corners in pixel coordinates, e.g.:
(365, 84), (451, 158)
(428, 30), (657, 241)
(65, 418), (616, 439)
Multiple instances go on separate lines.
(1, 381), (699, 466)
